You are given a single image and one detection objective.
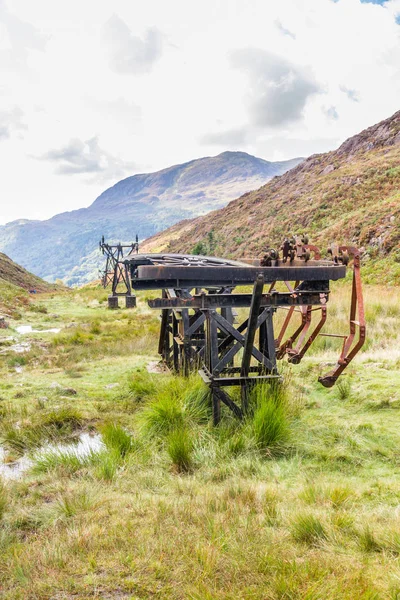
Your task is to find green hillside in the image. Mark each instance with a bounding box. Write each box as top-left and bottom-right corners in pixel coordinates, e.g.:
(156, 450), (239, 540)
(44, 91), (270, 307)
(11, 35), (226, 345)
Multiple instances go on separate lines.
(142, 110), (400, 284)
(0, 252), (57, 314)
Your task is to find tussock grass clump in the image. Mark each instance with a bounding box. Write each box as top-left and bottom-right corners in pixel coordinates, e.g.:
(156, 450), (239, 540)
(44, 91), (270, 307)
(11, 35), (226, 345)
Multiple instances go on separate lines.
(63, 367), (84, 379)
(250, 383), (290, 450)
(140, 376), (210, 436)
(94, 451), (119, 481)
(167, 427), (193, 473)
(101, 423), (134, 458)
(52, 328), (93, 347)
(252, 399), (287, 449)
(32, 449), (96, 475)
(0, 424), (45, 456)
(0, 407), (83, 458)
(222, 428), (248, 457)
(291, 513), (328, 546)
(336, 378), (352, 400)
(299, 484), (321, 505)
(38, 407), (82, 431)
(263, 489), (279, 525)
(327, 485), (354, 509)
(51, 487), (103, 520)
(358, 525), (383, 553)
(89, 320), (101, 335)
(141, 393), (185, 435)
(127, 369), (158, 402)
(299, 484), (353, 509)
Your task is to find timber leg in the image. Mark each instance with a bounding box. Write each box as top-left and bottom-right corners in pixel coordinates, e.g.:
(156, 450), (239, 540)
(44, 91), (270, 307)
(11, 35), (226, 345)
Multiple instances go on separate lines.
(108, 296), (119, 309)
(125, 295), (136, 308)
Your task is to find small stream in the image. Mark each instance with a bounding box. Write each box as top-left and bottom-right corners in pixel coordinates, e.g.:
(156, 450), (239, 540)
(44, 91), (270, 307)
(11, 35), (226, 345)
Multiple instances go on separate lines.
(0, 433), (104, 480)
(0, 325), (62, 354)
(15, 325), (61, 334)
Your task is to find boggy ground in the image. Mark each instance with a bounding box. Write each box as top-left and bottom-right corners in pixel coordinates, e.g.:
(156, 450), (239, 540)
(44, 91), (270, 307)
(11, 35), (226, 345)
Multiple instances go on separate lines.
(0, 283), (400, 599)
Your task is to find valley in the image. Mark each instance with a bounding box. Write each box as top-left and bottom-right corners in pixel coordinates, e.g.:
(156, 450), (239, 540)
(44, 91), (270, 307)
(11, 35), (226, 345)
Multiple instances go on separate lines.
(0, 278), (399, 598)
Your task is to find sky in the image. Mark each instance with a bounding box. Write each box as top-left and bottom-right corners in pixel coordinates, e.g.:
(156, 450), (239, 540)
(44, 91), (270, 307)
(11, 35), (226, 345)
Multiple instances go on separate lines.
(0, 0), (399, 225)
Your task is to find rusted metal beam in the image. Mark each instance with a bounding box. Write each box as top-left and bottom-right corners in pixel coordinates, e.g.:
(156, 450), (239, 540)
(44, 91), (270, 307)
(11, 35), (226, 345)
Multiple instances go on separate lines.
(148, 289), (329, 309)
(134, 263), (345, 288)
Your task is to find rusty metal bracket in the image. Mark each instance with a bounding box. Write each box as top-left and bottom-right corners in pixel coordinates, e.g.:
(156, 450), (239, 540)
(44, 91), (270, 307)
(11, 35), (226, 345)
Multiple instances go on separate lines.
(318, 247), (366, 387)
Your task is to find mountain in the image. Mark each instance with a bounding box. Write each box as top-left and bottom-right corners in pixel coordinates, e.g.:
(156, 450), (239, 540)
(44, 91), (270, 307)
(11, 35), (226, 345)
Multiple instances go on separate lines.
(0, 152), (301, 286)
(0, 252), (56, 314)
(141, 111), (400, 284)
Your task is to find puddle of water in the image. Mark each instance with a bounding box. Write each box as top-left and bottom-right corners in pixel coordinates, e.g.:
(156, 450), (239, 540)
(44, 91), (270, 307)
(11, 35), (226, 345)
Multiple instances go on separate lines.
(46, 433), (104, 457)
(0, 447), (32, 480)
(16, 325), (61, 334)
(0, 433), (104, 481)
(9, 342), (31, 353)
(16, 325), (32, 334)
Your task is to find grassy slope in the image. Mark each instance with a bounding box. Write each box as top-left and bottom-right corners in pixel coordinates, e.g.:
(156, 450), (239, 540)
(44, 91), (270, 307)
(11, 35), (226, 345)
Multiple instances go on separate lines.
(0, 285), (400, 598)
(142, 111), (400, 284)
(0, 252), (59, 316)
(0, 252), (56, 293)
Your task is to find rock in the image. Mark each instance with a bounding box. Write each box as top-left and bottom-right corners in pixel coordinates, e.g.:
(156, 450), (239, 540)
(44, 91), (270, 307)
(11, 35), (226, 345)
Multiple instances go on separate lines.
(0, 316), (9, 329)
(50, 382), (62, 389)
(105, 383), (120, 389)
(322, 164), (335, 175)
(63, 387), (77, 395)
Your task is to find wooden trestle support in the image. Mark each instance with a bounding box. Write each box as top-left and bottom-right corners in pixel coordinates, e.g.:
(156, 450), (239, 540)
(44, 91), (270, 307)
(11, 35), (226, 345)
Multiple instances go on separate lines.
(99, 237), (139, 309)
(122, 248), (365, 424)
(152, 276), (329, 425)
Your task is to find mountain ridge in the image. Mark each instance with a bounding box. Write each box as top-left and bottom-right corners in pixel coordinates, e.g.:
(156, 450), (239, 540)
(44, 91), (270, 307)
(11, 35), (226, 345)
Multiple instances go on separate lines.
(0, 151), (302, 285)
(141, 111), (400, 284)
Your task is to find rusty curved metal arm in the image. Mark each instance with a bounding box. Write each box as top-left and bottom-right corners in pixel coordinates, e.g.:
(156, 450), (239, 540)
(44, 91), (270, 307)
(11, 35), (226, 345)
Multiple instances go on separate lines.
(319, 247), (366, 387)
(287, 305), (327, 364)
(275, 281), (326, 362)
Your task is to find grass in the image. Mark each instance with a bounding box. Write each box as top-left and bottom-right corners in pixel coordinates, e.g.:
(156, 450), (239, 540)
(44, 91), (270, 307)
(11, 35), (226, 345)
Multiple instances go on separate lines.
(32, 449), (98, 475)
(167, 427), (193, 472)
(101, 422), (134, 458)
(250, 383), (290, 450)
(291, 512), (328, 546)
(0, 479), (7, 520)
(0, 406), (84, 457)
(0, 283), (399, 598)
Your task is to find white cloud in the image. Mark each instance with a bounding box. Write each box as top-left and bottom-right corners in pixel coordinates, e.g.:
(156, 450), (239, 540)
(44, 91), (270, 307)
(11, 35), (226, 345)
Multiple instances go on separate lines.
(0, 0), (399, 224)
(275, 19), (296, 39)
(101, 14), (164, 75)
(37, 136), (135, 181)
(0, 0), (47, 71)
(340, 86), (360, 102)
(323, 105), (339, 120)
(230, 48), (322, 128)
(0, 106), (26, 140)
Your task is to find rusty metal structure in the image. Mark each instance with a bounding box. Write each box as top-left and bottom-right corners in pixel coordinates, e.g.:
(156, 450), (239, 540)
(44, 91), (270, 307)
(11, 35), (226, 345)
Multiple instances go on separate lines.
(119, 242), (365, 424)
(99, 236), (139, 308)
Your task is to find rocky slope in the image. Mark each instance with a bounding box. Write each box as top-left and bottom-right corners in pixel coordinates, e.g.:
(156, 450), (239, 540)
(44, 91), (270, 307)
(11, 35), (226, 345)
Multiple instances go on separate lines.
(0, 152), (301, 285)
(142, 111), (400, 283)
